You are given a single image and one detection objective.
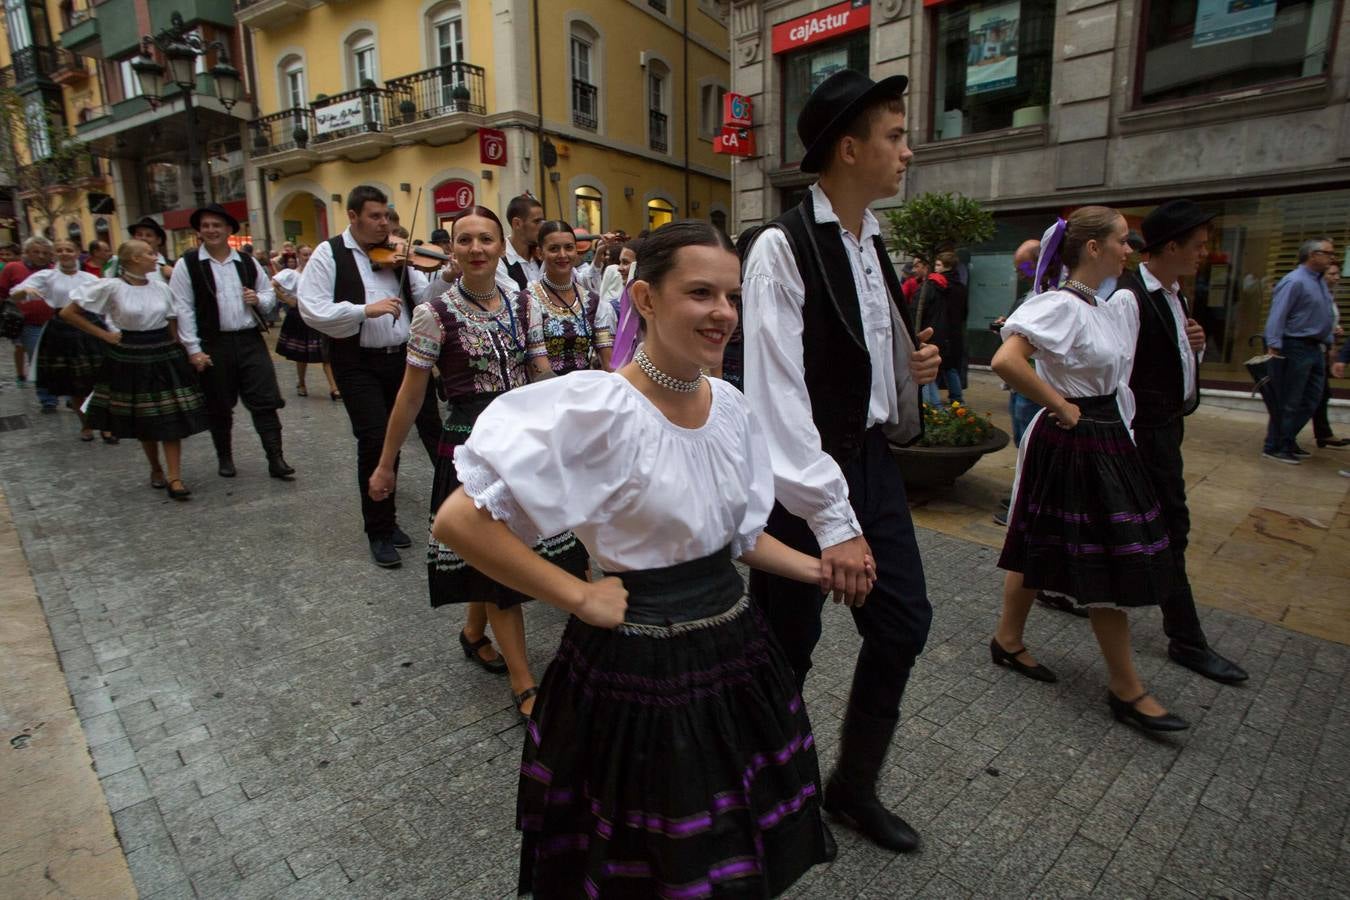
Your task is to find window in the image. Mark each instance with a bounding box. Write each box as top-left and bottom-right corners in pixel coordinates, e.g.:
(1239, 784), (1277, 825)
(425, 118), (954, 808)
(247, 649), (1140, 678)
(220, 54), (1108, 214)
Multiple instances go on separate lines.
(570, 22), (599, 130)
(4, 0), (32, 52)
(648, 63), (669, 153)
(279, 56), (305, 110)
(25, 94), (50, 159)
(931, 0), (1056, 141)
(647, 198), (674, 231)
(1138, 0), (1334, 105)
(146, 161), (182, 212)
(782, 31), (868, 165)
(648, 0), (668, 13)
(119, 58), (143, 101)
(575, 185), (602, 235)
(347, 29), (377, 87)
(427, 3), (464, 107)
(700, 83), (727, 138)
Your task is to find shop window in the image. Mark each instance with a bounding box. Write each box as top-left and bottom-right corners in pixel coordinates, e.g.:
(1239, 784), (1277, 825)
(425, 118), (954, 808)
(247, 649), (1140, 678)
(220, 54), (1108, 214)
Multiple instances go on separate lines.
(781, 30), (868, 166)
(931, 0), (1056, 141)
(575, 185), (602, 235)
(146, 161), (182, 213)
(647, 198), (675, 231)
(1138, 0), (1335, 105)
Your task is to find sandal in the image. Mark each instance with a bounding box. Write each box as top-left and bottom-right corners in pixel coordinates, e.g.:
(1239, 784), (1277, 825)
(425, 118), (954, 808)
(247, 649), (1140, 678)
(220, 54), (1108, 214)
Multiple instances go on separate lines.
(330, 390), (342, 402)
(297, 383), (308, 397)
(512, 686), (539, 722)
(80, 429), (95, 442)
(459, 630), (508, 674)
(102, 432), (120, 445)
(166, 479), (192, 501)
(149, 470), (167, 490)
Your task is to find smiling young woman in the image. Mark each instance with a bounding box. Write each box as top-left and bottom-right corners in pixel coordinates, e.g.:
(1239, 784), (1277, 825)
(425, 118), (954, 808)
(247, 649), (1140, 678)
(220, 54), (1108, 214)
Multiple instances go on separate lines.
(524, 220), (613, 375)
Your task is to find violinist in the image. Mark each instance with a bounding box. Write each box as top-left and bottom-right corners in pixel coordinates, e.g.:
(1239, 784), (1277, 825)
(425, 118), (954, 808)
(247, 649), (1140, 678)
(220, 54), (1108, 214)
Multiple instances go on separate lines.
(297, 185), (454, 568)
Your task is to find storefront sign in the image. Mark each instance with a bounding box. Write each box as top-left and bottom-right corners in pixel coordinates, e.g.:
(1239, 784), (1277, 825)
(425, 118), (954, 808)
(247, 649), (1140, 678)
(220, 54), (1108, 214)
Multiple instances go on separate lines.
(966, 0), (1021, 96)
(723, 92), (752, 128)
(772, 0), (870, 55)
(713, 127), (755, 157)
(313, 96), (364, 136)
(1193, 0), (1276, 48)
(433, 179), (476, 216)
(479, 127), (507, 166)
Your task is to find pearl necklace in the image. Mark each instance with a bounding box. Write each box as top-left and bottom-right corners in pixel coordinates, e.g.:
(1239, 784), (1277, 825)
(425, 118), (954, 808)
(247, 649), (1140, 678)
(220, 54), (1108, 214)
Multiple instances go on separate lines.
(1065, 279), (1099, 299)
(456, 277), (497, 303)
(541, 272), (574, 294)
(635, 347), (704, 393)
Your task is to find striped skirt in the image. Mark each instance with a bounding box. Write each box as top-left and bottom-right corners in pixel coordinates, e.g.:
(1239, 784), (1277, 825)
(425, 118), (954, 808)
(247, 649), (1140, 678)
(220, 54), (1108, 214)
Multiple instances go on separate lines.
(84, 328), (210, 442)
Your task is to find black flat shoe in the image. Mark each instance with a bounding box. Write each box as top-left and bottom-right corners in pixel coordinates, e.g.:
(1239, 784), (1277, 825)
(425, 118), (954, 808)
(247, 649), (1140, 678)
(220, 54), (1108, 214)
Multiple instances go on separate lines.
(513, 686), (539, 722)
(149, 470), (167, 490)
(1037, 591), (1090, 619)
(166, 479), (192, 501)
(267, 453), (296, 480)
(217, 457), (237, 478)
(1316, 437), (1350, 448)
(990, 637), (1058, 683)
(1167, 642), (1249, 685)
(390, 526), (412, 549)
(1107, 691), (1188, 732)
(459, 630), (508, 674)
(331, 391), (342, 402)
(370, 536), (401, 569)
(101, 432), (119, 445)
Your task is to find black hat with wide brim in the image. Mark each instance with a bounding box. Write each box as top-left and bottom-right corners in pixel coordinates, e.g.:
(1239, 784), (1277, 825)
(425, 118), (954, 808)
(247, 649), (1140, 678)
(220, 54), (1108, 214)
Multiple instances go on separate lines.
(189, 203), (241, 234)
(799, 69), (909, 175)
(127, 216), (167, 244)
(1140, 200), (1215, 253)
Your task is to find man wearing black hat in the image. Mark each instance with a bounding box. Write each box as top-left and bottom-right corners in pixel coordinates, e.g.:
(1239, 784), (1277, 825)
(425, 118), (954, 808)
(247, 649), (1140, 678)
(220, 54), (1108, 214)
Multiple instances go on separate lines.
(1113, 200), (1247, 684)
(742, 70), (941, 854)
(170, 203), (295, 480)
(126, 217), (174, 283)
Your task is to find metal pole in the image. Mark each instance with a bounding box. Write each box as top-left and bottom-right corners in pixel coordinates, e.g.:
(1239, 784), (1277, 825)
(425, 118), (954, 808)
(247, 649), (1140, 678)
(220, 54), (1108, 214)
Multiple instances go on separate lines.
(184, 90), (205, 208)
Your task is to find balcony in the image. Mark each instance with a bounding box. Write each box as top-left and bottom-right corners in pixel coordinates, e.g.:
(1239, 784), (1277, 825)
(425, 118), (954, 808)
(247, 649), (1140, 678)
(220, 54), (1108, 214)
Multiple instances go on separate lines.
(50, 49), (91, 86)
(235, 0), (321, 28)
(384, 62), (486, 146)
(572, 80), (598, 131)
(248, 107), (318, 174)
(310, 87), (398, 161)
(59, 9), (100, 53)
(11, 45), (62, 85)
(16, 155), (108, 197)
(649, 110), (668, 153)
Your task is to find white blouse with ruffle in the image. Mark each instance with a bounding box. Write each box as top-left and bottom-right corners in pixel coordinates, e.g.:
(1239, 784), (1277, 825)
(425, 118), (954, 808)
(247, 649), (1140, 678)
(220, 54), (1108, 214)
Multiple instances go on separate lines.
(454, 371), (773, 572)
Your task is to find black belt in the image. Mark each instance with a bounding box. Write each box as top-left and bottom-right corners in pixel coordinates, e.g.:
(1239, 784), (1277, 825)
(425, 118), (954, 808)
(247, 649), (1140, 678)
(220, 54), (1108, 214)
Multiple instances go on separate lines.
(1285, 335), (1326, 346)
(358, 343), (407, 355)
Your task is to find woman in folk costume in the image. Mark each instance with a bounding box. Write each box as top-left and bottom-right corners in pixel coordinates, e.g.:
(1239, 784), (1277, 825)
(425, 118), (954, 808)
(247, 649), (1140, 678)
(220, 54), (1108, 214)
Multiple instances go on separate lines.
(367, 207), (588, 720)
(272, 245), (341, 401)
(524, 220), (613, 375)
(990, 206), (1187, 732)
(60, 241), (208, 500)
(435, 222), (858, 898)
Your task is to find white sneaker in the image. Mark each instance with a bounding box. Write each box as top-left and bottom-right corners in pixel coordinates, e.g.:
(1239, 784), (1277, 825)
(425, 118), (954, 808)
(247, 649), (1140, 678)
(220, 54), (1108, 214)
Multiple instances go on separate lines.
(1340, 469), (1350, 478)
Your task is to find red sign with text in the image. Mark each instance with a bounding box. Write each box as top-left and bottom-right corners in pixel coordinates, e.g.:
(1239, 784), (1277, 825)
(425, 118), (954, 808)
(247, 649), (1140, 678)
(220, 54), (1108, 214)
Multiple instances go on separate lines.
(723, 92), (752, 128)
(713, 127), (755, 157)
(771, 0), (871, 55)
(478, 128), (507, 166)
(433, 179), (476, 216)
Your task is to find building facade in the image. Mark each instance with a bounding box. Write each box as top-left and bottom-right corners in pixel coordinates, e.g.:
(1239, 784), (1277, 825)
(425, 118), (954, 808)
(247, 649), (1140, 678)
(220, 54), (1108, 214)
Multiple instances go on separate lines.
(242, 0), (733, 250)
(730, 0), (1350, 390)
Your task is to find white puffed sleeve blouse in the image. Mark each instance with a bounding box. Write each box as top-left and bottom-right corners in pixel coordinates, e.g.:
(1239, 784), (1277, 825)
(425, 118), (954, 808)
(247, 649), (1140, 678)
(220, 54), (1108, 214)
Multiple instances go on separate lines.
(454, 371), (773, 572)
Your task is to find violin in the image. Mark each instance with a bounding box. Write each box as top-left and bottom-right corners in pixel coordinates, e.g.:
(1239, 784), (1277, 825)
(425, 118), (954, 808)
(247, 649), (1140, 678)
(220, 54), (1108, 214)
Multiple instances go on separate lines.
(368, 236), (452, 272)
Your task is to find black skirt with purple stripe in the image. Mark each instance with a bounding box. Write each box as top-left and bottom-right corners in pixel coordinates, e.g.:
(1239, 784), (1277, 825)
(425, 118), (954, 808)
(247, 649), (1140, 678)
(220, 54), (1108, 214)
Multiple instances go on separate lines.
(518, 547), (829, 898)
(998, 392), (1172, 607)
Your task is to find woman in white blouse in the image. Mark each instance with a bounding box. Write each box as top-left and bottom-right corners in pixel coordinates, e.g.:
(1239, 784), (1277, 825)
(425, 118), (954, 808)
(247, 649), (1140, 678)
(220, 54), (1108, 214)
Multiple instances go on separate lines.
(434, 222), (861, 898)
(60, 241), (209, 500)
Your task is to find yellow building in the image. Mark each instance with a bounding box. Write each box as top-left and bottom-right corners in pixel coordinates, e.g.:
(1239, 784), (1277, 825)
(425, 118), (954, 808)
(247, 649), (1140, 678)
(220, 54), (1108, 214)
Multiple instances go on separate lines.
(242, 0), (732, 249)
(0, 0), (119, 247)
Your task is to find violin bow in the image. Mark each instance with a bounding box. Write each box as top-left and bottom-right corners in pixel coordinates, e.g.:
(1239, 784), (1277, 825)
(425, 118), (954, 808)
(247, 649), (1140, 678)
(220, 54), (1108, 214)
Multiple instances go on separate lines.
(398, 186), (426, 303)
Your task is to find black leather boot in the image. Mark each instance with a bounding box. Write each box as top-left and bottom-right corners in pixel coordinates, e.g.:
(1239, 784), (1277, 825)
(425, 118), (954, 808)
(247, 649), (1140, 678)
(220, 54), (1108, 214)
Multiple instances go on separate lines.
(822, 706), (920, 853)
(211, 428), (236, 478)
(261, 431), (295, 480)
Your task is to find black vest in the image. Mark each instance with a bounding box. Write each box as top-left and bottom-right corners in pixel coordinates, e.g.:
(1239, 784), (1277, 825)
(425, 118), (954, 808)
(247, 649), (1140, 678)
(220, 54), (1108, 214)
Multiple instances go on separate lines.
(761, 196), (923, 462)
(181, 251), (260, 340)
(1119, 268), (1200, 429)
(327, 235), (416, 353)
(503, 258), (528, 291)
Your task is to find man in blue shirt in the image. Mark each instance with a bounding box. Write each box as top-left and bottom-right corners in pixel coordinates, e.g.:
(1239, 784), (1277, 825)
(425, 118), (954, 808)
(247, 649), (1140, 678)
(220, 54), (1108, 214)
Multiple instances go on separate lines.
(1262, 237), (1337, 464)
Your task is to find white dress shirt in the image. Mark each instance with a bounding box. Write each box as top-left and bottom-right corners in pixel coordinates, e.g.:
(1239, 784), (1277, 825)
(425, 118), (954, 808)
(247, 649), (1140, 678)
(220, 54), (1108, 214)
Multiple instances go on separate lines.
(1138, 263), (1200, 402)
(73, 278), (177, 332)
(13, 268), (100, 308)
(169, 247), (276, 356)
(297, 228), (444, 349)
(497, 240), (542, 289)
(742, 182), (917, 550)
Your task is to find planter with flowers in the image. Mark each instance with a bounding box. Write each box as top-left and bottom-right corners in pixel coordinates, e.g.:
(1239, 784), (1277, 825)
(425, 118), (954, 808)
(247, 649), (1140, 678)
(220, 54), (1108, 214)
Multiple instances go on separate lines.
(890, 401), (1009, 488)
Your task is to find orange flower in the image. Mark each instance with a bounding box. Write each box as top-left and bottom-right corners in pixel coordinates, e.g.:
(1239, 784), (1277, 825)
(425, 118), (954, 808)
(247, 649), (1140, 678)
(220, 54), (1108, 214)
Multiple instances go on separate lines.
(956, 408), (967, 417)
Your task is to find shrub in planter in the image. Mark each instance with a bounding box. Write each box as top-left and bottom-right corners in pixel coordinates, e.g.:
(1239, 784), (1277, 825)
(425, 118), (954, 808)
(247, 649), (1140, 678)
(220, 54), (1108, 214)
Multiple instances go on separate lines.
(399, 99), (416, 122)
(885, 191), (994, 265)
(292, 126), (308, 147)
(918, 400), (994, 447)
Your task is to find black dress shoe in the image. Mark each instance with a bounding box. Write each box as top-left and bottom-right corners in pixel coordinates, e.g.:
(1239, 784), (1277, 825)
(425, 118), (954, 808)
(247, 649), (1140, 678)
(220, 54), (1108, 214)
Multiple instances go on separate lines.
(370, 536), (401, 568)
(826, 707), (920, 853)
(1317, 437), (1350, 448)
(1037, 591), (1090, 619)
(217, 456), (237, 478)
(459, 630), (508, 674)
(390, 526), (413, 549)
(821, 822), (838, 862)
(993, 509), (1008, 526)
(266, 453), (296, 480)
(166, 479), (192, 502)
(1167, 642), (1249, 685)
(990, 637), (1058, 683)
(1292, 445), (1311, 458)
(1107, 691), (1189, 732)
(823, 778), (920, 853)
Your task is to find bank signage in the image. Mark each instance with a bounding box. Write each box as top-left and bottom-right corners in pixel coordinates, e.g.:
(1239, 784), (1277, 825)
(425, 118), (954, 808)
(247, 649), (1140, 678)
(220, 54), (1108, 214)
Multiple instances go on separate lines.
(479, 128), (507, 166)
(313, 96), (365, 136)
(723, 92), (752, 128)
(772, 0), (871, 55)
(713, 127), (755, 157)
(433, 179), (475, 216)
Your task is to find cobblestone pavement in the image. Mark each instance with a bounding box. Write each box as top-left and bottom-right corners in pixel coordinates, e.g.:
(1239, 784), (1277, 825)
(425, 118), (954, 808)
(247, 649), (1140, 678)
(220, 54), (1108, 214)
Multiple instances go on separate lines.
(0, 368), (1347, 899)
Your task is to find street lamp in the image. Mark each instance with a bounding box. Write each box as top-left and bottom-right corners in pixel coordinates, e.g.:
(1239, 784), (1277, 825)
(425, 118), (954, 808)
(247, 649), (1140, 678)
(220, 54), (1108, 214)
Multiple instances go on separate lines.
(133, 11), (243, 208)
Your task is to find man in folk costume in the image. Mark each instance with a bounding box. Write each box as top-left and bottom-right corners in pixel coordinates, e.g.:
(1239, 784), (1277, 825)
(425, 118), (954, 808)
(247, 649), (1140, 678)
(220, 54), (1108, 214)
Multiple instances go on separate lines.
(742, 70), (941, 853)
(1112, 200), (1247, 684)
(170, 203), (295, 480)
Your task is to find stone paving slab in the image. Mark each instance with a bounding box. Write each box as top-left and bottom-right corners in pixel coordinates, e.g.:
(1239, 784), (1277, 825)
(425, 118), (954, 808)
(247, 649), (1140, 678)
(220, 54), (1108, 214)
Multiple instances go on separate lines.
(0, 366), (1347, 899)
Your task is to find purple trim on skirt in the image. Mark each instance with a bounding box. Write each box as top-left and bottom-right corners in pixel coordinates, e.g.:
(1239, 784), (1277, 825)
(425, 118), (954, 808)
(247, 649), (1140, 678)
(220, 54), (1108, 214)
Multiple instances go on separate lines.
(1026, 502), (1163, 525)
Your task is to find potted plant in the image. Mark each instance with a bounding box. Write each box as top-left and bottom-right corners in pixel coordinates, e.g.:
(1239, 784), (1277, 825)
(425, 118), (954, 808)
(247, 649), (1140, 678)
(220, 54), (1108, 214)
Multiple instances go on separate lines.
(252, 131), (268, 150)
(399, 98), (416, 123)
(292, 126), (308, 148)
(450, 81), (471, 111)
(884, 191), (995, 265)
(891, 402), (1010, 488)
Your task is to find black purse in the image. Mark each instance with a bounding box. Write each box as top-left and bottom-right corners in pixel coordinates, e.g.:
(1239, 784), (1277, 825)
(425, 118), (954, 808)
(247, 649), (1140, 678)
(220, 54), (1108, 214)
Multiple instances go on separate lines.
(0, 299), (25, 340)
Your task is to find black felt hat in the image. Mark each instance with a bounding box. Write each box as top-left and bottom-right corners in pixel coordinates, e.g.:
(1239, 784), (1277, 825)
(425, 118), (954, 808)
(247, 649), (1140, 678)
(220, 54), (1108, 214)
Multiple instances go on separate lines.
(798, 69), (909, 175)
(189, 203), (241, 234)
(127, 216), (167, 244)
(1140, 200), (1215, 253)
(429, 228), (451, 243)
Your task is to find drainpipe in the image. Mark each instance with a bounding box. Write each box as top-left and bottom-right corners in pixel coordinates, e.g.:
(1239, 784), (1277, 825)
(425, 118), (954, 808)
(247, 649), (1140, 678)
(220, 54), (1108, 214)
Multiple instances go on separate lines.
(533, 0), (546, 217)
(682, 0), (690, 217)
(241, 24), (271, 249)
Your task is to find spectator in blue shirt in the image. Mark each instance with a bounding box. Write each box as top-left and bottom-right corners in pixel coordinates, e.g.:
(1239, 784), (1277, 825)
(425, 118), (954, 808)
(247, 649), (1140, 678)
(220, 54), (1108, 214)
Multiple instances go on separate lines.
(1262, 237), (1337, 464)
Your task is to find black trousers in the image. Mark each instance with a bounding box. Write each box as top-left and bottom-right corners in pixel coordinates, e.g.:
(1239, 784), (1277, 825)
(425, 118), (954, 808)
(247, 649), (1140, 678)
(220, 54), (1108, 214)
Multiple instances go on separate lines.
(1133, 418), (1206, 648)
(199, 331), (284, 439)
(331, 345), (440, 537)
(749, 427), (932, 724)
(1312, 369), (1334, 441)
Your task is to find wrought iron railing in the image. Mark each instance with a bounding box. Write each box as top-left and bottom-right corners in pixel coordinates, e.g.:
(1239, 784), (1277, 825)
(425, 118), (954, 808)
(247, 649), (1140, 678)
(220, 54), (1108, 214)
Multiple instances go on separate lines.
(649, 110), (668, 153)
(573, 80), (598, 131)
(384, 62), (486, 121)
(248, 107), (317, 154)
(11, 45), (63, 84)
(311, 86), (399, 143)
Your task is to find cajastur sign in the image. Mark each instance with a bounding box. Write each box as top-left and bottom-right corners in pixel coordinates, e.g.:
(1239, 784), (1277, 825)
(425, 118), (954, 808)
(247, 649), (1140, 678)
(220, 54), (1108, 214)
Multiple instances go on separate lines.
(771, 0), (871, 55)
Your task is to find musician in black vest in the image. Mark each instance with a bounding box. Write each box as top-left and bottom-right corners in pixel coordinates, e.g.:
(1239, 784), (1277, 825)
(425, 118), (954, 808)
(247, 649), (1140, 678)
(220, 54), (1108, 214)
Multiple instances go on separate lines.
(170, 204), (295, 480)
(742, 70), (941, 854)
(1113, 200), (1248, 684)
(297, 185), (449, 568)
(496, 194), (543, 291)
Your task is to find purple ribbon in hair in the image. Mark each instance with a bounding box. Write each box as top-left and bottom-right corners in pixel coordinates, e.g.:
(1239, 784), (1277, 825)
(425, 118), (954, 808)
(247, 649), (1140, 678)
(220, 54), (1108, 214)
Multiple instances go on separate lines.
(1033, 218), (1067, 293)
(610, 277), (640, 369)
